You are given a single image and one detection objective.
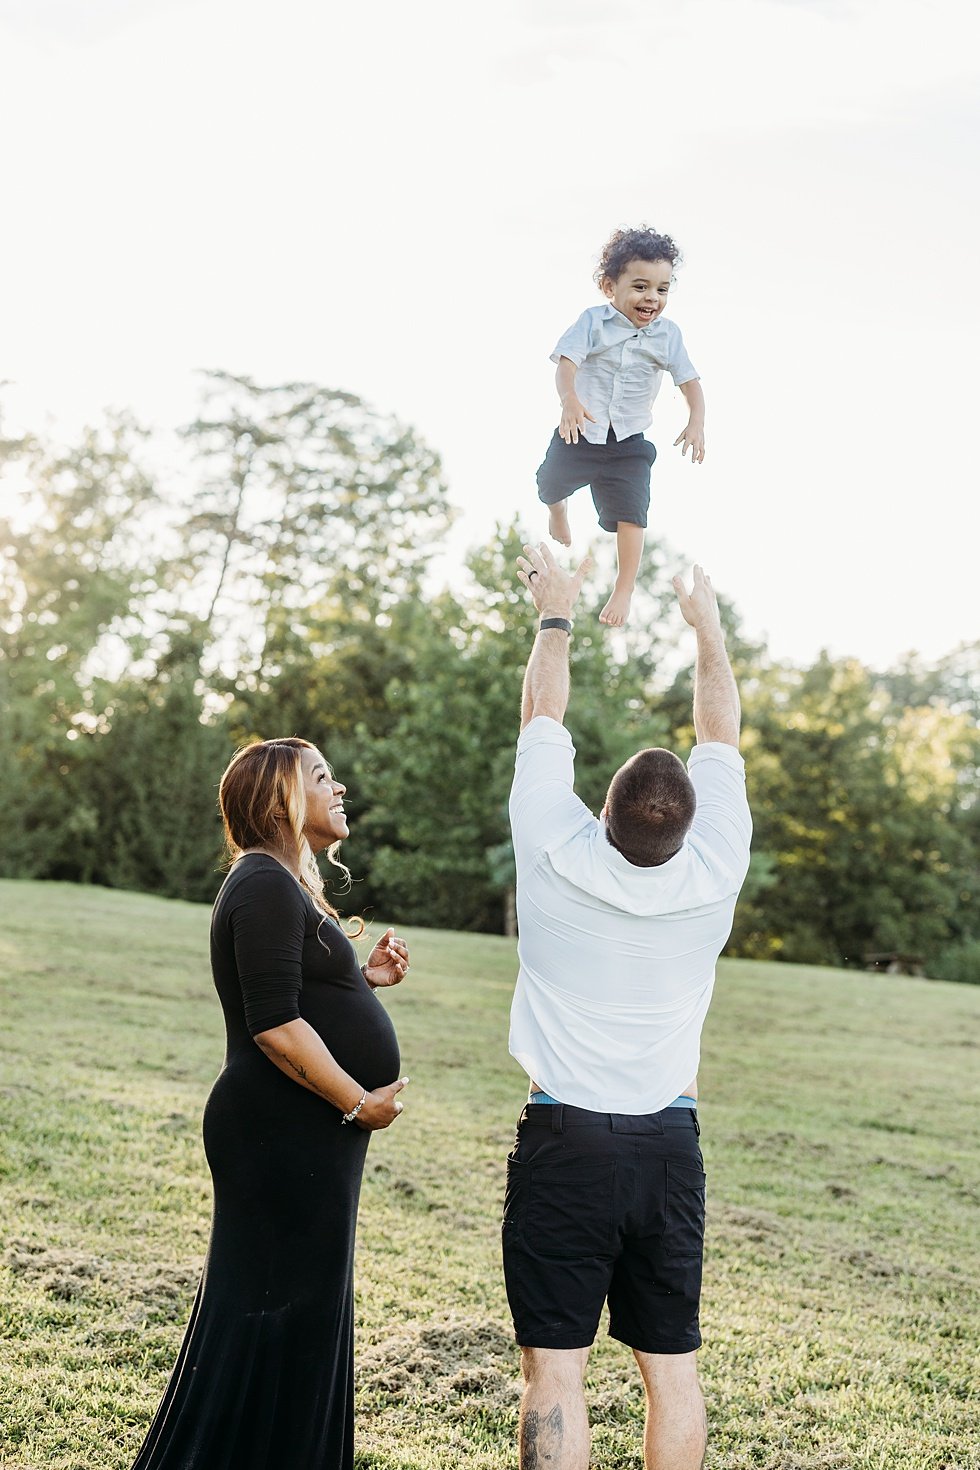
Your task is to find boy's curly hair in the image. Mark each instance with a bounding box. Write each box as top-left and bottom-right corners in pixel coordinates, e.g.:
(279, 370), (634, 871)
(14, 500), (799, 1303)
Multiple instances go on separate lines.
(595, 226), (682, 287)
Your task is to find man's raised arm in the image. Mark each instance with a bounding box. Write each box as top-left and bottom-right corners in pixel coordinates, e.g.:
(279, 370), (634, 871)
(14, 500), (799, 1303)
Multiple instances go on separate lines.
(672, 565), (741, 748)
(515, 543), (592, 729)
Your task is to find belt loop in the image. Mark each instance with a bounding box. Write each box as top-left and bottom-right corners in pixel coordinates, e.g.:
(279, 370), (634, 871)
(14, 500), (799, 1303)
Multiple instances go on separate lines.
(551, 1104), (565, 1135)
(692, 1109), (701, 1136)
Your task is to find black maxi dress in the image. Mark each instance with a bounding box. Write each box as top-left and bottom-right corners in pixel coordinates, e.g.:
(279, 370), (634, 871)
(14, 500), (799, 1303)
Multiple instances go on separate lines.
(131, 855), (400, 1470)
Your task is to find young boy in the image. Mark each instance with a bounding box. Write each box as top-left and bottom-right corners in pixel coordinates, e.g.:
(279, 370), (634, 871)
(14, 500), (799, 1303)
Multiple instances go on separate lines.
(536, 226), (705, 626)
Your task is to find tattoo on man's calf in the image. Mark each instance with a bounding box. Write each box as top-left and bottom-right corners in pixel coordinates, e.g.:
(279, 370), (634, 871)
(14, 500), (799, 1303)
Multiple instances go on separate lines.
(521, 1404), (564, 1467)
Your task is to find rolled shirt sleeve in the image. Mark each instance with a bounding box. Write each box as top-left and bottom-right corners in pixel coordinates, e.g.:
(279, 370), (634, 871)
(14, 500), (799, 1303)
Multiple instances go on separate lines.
(667, 322), (699, 387)
(509, 716), (594, 868)
(686, 742), (752, 892)
(549, 309), (596, 367)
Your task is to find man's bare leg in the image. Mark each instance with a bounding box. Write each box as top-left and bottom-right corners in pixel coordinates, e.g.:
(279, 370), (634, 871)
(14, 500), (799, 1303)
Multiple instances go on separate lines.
(599, 522), (644, 626)
(519, 1346), (591, 1470)
(633, 1349), (706, 1470)
(548, 500), (573, 547)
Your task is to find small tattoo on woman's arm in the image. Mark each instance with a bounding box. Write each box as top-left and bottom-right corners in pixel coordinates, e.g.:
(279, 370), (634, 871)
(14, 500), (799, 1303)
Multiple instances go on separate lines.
(256, 1040), (339, 1104)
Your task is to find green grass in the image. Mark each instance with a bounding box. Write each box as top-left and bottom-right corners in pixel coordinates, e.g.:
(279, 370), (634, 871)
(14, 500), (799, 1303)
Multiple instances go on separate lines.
(1, 877), (978, 1469)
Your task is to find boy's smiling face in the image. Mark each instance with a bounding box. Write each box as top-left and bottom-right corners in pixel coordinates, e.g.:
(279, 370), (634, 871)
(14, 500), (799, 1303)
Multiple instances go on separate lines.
(601, 257), (673, 328)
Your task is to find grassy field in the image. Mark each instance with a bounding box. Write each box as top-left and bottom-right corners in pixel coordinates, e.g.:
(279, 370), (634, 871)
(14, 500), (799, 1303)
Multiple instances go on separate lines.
(0, 878), (978, 1469)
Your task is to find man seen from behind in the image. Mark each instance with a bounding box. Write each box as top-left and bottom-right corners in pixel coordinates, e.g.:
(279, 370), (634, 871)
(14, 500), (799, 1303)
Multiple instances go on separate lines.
(503, 544), (752, 1470)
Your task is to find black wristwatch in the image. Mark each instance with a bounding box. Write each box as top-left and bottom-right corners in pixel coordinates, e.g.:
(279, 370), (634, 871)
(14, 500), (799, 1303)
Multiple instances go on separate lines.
(539, 617), (573, 634)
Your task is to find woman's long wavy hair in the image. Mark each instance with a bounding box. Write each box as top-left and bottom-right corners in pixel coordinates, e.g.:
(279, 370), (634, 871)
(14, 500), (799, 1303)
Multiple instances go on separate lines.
(218, 737), (363, 938)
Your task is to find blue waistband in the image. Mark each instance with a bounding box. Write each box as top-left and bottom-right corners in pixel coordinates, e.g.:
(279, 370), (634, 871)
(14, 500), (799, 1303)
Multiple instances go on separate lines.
(528, 1090), (698, 1110)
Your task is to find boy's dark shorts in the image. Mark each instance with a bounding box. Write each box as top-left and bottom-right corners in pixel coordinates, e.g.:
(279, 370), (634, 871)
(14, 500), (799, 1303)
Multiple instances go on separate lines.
(501, 1103), (704, 1354)
(536, 426), (657, 532)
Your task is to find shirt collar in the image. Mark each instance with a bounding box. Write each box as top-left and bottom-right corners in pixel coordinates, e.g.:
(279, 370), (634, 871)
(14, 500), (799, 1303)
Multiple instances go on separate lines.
(596, 821), (684, 875)
(601, 302), (662, 335)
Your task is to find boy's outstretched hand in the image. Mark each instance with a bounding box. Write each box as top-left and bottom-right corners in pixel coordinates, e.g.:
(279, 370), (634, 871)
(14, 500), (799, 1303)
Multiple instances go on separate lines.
(559, 395), (597, 445)
(673, 421), (706, 463)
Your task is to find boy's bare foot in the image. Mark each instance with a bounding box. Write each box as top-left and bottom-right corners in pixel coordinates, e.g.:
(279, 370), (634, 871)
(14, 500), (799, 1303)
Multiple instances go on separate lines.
(599, 586), (632, 627)
(548, 503), (572, 547)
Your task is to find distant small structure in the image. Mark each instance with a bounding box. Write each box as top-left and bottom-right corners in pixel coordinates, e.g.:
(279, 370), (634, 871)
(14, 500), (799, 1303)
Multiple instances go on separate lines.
(864, 952), (925, 976)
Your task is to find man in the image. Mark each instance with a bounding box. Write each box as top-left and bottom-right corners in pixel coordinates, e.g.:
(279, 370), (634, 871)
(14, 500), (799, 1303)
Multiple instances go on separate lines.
(503, 543), (751, 1470)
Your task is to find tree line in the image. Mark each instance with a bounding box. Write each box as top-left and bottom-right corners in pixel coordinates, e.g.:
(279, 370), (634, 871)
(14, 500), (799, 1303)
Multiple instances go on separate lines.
(1, 373), (977, 981)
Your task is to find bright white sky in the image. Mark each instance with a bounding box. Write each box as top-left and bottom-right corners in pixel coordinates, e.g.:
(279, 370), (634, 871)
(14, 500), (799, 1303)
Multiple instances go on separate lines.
(2, 0), (978, 667)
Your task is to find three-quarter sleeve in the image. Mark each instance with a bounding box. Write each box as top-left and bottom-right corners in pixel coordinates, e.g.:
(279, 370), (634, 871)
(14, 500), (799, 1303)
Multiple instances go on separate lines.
(227, 867), (309, 1035)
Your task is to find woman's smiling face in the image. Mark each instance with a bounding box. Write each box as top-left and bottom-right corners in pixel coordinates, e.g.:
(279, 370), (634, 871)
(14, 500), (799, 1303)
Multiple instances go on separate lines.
(300, 746), (348, 850)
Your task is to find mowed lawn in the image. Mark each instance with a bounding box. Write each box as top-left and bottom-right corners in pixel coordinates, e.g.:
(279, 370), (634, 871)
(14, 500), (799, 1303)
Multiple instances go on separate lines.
(1, 879), (978, 1470)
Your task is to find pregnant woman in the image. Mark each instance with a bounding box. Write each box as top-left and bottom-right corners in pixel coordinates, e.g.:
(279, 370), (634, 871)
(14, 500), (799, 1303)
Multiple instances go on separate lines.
(131, 737), (410, 1470)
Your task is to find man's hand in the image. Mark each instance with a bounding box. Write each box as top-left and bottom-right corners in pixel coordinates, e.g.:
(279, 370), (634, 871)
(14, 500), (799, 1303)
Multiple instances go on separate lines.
(672, 564), (721, 633)
(673, 421), (705, 463)
(558, 395), (596, 445)
(517, 544), (592, 729)
(517, 542), (592, 617)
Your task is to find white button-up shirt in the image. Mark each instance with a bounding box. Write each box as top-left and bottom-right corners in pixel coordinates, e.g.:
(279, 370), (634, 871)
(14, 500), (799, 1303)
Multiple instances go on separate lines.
(508, 717), (751, 1114)
(551, 303), (699, 446)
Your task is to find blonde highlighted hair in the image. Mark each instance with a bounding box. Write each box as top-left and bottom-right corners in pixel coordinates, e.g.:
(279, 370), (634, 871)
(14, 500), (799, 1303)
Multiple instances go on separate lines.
(218, 737), (363, 938)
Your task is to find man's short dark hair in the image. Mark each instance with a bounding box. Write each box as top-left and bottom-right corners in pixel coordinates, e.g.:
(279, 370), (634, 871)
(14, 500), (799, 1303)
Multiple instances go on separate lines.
(604, 748), (697, 867)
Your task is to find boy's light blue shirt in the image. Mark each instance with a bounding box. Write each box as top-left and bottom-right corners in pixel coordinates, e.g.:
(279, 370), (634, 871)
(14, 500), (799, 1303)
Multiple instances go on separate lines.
(550, 303), (699, 446)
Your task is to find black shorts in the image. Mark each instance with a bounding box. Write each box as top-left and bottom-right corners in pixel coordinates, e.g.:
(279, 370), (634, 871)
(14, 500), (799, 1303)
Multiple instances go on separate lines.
(535, 427), (657, 532)
(501, 1103), (705, 1354)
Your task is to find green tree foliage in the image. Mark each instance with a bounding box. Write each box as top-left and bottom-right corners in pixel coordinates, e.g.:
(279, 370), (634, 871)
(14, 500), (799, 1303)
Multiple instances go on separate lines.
(0, 416), (161, 875)
(177, 371), (453, 677)
(1, 391), (976, 977)
(930, 938), (980, 985)
(348, 526), (679, 931)
(732, 655), (979, 967)
(879, 641), (980, 721)
(877, 642), (980, 960)
(0, 377), (452, 904)
(83, 635), (230, 901)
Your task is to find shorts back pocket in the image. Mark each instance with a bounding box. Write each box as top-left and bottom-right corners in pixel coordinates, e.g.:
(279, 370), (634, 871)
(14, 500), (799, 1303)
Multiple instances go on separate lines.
(664, 1159), (706, 1255)
(525, 1159), (617, 1259)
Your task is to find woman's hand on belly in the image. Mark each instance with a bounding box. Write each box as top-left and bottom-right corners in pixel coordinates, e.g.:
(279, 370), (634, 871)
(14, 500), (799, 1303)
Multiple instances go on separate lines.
(356, 1077), (410, 1130)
